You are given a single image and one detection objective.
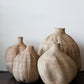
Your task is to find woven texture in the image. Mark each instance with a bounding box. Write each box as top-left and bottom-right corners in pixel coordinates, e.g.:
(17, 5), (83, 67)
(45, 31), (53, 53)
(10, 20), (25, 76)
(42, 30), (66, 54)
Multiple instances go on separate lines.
(38, 28), (81, 71)
(13, 46), (39, 83)
(5, 37), (26, 74)
(38, 43), (77, 84)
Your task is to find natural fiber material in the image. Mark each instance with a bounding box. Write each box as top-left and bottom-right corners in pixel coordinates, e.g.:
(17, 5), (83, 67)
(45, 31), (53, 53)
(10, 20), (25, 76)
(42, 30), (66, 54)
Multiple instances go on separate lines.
(5, 37), (26, 74)
(38, 28), (81, 71)
(38, 42), (77, 84)
(13, 46), (39, 83)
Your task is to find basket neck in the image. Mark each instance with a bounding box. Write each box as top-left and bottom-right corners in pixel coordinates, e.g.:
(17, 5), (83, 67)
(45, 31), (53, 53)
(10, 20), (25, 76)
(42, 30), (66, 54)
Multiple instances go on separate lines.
(25, 45), (34, 51)
(54, 28), (65, 34)
(17, 37), (23, 44)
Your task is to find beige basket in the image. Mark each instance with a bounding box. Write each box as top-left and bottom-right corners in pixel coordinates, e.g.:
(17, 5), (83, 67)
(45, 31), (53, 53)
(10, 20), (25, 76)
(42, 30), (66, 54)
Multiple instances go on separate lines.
(5, 37), (26, 74)
(38, 42), (77, 84)
(38, 28), (81, 71)
(13, 46), (39, 83)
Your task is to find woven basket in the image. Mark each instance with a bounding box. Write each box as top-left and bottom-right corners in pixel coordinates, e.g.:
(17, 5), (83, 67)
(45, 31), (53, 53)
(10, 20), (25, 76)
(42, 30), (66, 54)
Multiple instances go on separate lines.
(13, 46), (39, 83)
(38, 42), (77, 84)
(38, 28), (81, 71)
(5, 37), (26, 74)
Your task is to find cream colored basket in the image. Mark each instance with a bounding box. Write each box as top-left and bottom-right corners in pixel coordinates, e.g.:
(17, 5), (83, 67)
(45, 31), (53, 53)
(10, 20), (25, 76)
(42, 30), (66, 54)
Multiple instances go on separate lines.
(38, 42), (77, 84)
(13, 46), (39, 83)
(5, 37), (26, 74)
(38, 28), (81, 71)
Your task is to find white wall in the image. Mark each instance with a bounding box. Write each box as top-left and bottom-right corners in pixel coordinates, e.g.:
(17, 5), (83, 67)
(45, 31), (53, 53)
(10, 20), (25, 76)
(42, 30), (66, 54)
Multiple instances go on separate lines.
(0, 0), (84, 71)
